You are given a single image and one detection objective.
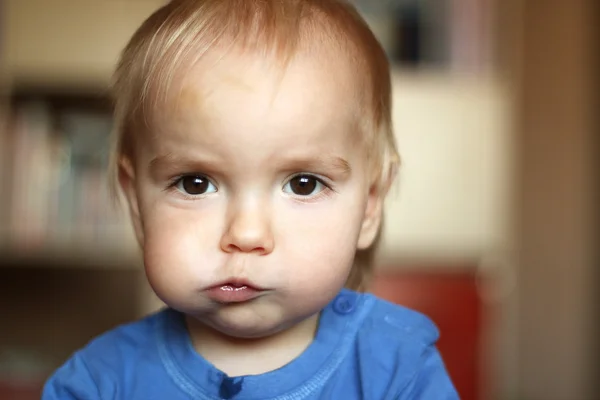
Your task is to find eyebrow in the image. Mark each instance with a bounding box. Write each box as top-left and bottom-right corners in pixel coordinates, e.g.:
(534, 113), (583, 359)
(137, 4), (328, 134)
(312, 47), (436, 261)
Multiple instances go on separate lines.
(149, 152), (219, 177)
(280, 155), (352, 178)
(149, 153), (352, 178)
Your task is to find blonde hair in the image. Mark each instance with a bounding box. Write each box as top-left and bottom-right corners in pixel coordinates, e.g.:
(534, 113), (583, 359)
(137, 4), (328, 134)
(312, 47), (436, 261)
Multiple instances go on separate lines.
(110, 0), (399, 291)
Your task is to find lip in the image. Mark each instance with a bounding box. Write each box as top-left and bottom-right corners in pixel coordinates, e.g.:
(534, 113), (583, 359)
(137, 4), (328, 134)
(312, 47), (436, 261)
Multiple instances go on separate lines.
(205, 278), (266, 304)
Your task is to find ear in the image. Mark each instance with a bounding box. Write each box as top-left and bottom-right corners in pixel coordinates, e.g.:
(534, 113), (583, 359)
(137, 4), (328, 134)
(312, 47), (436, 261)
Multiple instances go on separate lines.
(118, 156), (145, 247)
(357, 166), (396, 250)
(357, 182), (386, 250)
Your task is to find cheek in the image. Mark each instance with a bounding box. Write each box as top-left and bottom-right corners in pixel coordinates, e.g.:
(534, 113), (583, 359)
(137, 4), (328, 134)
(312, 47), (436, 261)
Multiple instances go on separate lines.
(139, 201), (222, 301)
(275, 195), (366, 288)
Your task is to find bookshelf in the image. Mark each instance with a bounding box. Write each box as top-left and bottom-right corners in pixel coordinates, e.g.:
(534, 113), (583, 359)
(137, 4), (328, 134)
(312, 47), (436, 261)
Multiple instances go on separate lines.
(0, 88), (138, 269)
(0, 91), (144, 397)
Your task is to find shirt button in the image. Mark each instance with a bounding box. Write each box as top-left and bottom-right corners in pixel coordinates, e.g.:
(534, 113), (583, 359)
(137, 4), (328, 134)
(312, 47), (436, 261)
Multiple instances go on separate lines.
(333, 295), (355, 314)
(209, 371), (224, 385)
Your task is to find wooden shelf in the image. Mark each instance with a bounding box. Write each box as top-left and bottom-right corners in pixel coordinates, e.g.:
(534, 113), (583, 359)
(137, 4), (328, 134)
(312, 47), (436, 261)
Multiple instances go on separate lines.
(0, 245), (141, 270)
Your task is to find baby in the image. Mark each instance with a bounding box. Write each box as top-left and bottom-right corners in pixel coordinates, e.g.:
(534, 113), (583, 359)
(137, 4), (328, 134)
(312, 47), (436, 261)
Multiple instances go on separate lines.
(43, 0), (458, 399)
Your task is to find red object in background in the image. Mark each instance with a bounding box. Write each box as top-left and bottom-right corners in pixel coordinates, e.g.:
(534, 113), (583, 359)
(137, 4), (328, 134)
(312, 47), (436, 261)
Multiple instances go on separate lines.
(370, 269), (482, 400)
(0, 381), (44, 400)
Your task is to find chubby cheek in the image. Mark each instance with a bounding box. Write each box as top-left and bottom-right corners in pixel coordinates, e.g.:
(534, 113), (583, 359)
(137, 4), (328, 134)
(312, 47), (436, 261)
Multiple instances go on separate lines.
(274, 197), (365, 299)
(140, 200), (223, 307)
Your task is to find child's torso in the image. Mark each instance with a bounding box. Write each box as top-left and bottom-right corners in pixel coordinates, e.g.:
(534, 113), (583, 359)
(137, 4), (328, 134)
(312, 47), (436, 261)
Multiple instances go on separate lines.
(42, 289), (458, 400)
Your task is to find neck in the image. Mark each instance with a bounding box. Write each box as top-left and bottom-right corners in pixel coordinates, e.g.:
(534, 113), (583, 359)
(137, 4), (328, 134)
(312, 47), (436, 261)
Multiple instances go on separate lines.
(186, 314), (319, 377)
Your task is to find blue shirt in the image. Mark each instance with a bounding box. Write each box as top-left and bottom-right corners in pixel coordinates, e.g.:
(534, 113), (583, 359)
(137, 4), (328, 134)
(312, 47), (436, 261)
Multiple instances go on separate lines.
(42, 289), (459, 399)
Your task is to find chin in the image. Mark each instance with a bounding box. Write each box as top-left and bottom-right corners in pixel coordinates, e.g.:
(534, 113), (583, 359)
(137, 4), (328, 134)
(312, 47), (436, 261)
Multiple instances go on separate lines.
(203, 315), (290, 339)
(202, 302), (315, 339)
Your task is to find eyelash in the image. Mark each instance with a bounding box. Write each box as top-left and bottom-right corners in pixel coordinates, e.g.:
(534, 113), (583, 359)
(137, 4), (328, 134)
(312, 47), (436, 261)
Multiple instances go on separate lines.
(165, 174), (218, 201)
(165, 173), (336, 202)
(282, 173), (335, 203)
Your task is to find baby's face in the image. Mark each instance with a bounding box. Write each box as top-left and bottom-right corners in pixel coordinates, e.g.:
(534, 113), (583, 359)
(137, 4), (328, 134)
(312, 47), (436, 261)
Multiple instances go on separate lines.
(122, 48), (382, 338)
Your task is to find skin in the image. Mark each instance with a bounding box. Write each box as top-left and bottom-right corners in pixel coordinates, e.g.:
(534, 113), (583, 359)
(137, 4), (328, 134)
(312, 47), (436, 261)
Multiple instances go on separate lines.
(119, 46), (386, 376)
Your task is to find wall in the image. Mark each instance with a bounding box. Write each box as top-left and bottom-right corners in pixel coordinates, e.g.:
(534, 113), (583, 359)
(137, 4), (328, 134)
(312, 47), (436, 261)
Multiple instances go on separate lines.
(5, 0), (165, 86)
(516, 0), (597, 398)
(384, 73), (513, 262)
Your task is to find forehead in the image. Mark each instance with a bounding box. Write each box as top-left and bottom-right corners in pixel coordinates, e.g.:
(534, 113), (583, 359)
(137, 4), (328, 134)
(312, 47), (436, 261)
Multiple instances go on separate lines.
(151, 45), (362, 147)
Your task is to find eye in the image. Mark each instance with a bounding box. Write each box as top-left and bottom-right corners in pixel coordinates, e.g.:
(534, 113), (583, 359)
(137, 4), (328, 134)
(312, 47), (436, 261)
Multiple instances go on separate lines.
(175, 175), (217, 196)
(283, 175), (325, 196)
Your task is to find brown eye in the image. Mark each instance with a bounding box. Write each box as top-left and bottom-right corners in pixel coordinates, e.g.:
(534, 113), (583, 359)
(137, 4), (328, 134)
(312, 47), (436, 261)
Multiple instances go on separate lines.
(176, 175), (216, 195)
(284, 175), (323, 196)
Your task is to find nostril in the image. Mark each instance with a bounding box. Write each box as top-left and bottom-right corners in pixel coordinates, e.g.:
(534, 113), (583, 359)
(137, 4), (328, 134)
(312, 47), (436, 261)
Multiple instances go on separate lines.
(224, 243), (267, 254)
(225, 243), (241, 253)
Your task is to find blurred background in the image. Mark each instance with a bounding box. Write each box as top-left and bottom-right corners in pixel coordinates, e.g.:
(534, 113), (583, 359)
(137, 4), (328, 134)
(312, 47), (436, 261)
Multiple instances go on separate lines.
(0, 0), (597, 399)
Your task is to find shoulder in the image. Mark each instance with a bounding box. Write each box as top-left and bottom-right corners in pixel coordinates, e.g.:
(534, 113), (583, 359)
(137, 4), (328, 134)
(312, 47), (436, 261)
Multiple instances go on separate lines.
(349, 291), (459, 398)
(42, 309), (170, 399)
(355, 291), (440, 348)
(76, 308), (166, 366)
(337, 289), (441, 370)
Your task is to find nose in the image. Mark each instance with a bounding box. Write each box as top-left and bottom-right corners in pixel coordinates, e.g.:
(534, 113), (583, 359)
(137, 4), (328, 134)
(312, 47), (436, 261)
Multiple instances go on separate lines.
(220, 201), (274, 255)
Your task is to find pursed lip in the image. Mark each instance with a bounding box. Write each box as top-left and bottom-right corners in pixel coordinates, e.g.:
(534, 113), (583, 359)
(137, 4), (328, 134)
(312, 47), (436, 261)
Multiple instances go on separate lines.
(205, 278), (268, 304)
(207, 278), (265, 291)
